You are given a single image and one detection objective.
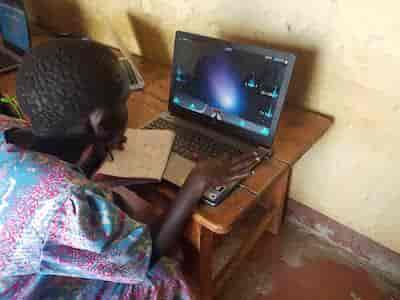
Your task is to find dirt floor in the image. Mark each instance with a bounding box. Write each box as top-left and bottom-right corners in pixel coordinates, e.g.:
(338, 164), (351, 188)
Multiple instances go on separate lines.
(213, 209), (400, 300)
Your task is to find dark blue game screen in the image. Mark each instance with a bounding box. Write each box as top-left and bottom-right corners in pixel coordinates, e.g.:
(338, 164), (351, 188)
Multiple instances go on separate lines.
(172, 35), (288, 138)
(0, 0), (29, 52)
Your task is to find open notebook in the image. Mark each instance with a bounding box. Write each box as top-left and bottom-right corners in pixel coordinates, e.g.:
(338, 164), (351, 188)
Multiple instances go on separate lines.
(98, 128), (175, 181)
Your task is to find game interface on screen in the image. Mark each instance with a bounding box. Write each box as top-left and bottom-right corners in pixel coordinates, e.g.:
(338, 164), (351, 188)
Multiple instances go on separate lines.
(171, 35), (290, 138)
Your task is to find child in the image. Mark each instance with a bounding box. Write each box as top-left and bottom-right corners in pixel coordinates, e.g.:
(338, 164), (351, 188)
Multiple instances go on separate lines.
(0, 38), (259, 299)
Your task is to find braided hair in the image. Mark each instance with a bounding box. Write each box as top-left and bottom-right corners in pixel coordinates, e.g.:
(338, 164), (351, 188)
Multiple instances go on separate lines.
(16, 38), (130, 138)
(8, 38), (130, 173)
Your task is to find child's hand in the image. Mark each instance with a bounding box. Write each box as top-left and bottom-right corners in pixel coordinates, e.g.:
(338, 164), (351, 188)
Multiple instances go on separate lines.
(184, 151), (261, 200)
(151, 151), (262, 260)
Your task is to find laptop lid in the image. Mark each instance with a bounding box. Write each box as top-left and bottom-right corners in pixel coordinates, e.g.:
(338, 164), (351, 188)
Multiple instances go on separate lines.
(169, 31), (296, 149)
(0, 0), (31, 56)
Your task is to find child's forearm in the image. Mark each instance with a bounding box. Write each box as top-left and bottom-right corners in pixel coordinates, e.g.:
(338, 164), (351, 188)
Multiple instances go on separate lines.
(150, 177), (204, 264)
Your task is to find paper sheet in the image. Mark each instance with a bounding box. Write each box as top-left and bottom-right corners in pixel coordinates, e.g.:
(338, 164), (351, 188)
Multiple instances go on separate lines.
(99, 129), (175, 180)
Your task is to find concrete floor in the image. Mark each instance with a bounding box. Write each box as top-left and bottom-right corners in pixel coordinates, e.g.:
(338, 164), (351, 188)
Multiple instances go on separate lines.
(212, 208), (400, 300)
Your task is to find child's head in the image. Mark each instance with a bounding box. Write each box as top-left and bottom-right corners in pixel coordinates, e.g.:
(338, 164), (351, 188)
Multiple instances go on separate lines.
(16, 38), (130, 141)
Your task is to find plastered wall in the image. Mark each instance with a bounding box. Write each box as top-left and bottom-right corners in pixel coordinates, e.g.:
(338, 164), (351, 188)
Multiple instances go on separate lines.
(27, 0), (400, 254)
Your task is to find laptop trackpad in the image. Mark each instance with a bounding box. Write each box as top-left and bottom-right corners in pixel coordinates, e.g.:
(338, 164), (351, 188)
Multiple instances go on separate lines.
(163, 152), (196, 187)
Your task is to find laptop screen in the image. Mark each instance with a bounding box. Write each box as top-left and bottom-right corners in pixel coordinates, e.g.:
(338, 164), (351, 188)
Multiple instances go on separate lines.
(170, 31), (295, 148)
(0, 0), (30, 53)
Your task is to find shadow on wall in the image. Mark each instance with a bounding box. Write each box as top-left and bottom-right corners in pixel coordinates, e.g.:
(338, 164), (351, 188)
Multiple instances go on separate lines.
(124, 16), (318, 108)
(222, 34), (318, 108)
(128, 14), (170, 65)
(24, 1), (317, 108)
(25, 0), (87, 36)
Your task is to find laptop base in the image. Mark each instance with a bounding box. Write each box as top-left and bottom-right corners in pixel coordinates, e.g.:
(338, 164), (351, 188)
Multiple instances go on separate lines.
(143, 112), (271, 206)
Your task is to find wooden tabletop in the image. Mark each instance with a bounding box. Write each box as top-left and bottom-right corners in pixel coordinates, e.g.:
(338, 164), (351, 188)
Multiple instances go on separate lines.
(126, 60), (332, 233)
(0, 32), (332, 235)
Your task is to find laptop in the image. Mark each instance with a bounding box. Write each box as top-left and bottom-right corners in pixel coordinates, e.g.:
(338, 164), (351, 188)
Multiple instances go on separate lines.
(144, 31), (296, 205)
(0, 0), (31, 73)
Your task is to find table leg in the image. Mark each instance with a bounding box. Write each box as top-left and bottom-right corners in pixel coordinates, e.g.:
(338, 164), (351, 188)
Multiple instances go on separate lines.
(261, 168), (290, 235)
(213, 169), (290, 294)
(215, 208), (276, 295)
(199, 226), (215, 300)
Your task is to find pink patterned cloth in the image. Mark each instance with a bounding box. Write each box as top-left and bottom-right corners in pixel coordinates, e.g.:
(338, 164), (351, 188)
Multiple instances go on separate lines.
(0, 115), (193, 299)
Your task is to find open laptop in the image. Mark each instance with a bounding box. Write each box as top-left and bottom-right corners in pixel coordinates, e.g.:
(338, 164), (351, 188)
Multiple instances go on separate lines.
(0, 0), (31, 73)
(144, 31), (296, 205)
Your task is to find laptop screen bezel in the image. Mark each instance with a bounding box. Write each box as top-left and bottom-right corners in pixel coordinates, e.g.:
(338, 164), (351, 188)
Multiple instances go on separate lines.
(168, 31), (296, 149)
(0, 0), (32, 56)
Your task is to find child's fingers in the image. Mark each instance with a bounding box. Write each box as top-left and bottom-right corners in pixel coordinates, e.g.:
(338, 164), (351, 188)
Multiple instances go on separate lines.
(230, 151), (259, 165)
(230, 156), (260, 173)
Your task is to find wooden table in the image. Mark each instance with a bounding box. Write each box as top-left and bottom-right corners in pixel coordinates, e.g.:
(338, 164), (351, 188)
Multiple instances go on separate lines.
(0, 32), (332, 300)
(127, 61), (331, 299)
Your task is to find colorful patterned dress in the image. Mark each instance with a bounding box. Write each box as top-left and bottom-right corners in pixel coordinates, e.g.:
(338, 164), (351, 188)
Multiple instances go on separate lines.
(0, 115), (193, 300)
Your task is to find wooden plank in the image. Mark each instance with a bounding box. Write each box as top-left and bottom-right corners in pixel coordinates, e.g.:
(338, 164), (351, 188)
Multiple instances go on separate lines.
(136, 59), (170, 85)
(127, 92), (167, 128)
(184, 220), (202, 251)
(241, 158), (288, 196)
(31, 33), (52, 47)
(0, 72), (16, 96)
(259, 168), (290, 234)
(145, 77), (171, 101)
(273, 106), (333, 165)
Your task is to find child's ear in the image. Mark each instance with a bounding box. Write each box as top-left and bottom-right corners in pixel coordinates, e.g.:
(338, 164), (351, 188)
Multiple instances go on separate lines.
(89, 109), (108, 139)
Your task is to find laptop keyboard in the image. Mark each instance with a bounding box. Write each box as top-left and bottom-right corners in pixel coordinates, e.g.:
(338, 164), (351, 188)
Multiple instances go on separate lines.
(0, 52), (18, 68)
(144, 118), (243, 161)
